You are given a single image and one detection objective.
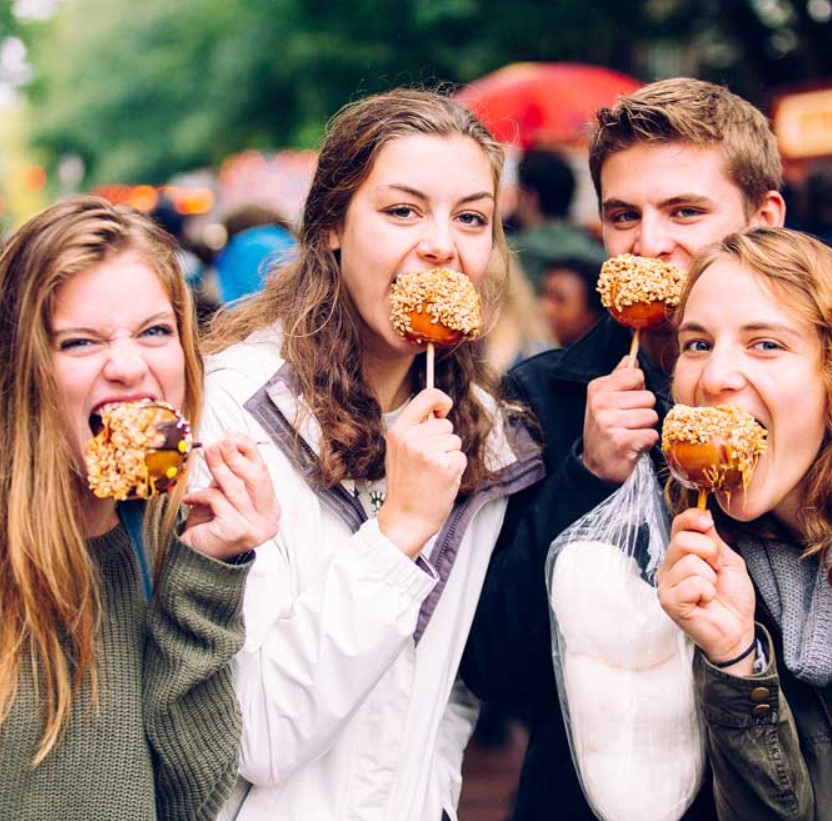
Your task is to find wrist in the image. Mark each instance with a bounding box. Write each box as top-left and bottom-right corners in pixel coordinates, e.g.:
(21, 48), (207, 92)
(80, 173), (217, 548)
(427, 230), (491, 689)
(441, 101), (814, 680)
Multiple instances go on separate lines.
(705, 629), (758, 675)
(377, 508), (429, 559)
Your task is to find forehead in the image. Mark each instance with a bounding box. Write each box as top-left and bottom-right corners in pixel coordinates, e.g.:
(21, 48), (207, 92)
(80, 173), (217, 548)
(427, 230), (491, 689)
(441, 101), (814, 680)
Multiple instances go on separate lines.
(685, 258), (807, 324)
(364, 134), (495, 188)
(52, 252), (172, 322)
(600, 142), (741, 203)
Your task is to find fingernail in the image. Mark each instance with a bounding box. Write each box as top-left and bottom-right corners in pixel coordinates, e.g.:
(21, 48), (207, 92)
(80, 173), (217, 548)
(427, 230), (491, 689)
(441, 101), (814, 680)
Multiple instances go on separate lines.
(698, 512), (712, 529)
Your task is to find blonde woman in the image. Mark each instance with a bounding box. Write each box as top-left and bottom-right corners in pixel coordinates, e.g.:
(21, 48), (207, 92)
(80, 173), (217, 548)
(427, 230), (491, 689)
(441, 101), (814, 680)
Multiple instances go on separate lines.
(0, 196), (279, 820)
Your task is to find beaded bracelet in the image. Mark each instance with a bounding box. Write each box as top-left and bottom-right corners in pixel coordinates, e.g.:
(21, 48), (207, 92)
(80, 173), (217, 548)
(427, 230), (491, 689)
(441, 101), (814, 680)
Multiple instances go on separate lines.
(709, 637), (757, 669)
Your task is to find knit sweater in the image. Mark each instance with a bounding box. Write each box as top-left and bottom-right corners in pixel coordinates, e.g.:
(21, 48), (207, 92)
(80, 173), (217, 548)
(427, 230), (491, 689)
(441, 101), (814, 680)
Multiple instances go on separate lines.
(0, 524), (252, 821)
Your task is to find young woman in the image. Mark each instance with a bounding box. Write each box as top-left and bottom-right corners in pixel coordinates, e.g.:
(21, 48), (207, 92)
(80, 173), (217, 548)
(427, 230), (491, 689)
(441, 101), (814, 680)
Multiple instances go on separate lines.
(0, 196), (280, 820)
(199, 88), (544, 821)
(658, 227), (832, 819)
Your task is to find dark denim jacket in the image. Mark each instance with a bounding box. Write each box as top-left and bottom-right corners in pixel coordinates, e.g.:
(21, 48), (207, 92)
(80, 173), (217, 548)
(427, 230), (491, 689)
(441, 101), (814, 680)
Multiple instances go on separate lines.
(699, 617), (832, 820)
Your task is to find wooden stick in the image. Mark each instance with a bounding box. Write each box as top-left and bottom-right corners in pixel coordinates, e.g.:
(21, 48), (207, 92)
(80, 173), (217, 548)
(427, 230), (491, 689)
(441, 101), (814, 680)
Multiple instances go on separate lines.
(426, 342), (435, 390)
(627, 328), (641, 368)
(697, 489), (708, 510)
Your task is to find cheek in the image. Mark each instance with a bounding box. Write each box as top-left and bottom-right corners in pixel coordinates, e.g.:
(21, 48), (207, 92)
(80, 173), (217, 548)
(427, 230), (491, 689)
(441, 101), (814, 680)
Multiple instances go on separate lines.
(670, 362), (698, 405)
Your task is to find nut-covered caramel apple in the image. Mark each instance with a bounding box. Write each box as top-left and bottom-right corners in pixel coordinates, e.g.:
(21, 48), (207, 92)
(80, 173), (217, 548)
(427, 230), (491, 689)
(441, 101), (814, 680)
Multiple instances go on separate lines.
(661, 404), (767, 505)
(86, 399), (194, 500)
(597, 254), (685, 330)
(390, 267), (482, 346)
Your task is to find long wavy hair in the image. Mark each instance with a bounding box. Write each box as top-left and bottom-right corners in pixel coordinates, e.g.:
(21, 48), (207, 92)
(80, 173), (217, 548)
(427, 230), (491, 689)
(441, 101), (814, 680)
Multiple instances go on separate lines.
(204, 88), (511, 493)
(668, 228), (832, 569)
(0, 196), (203, 764)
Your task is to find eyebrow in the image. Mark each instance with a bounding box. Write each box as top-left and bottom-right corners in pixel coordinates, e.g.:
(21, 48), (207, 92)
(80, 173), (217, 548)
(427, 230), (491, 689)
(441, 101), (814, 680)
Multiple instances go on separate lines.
(379, 184), (495, 205)
(678, 320), (803, 338)
(52, 309), (176, 336)
(601, 193), (716, 214)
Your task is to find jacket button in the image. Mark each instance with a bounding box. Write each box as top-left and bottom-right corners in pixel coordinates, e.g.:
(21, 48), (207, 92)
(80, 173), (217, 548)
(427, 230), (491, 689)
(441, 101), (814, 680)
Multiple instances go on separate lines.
(751, 703), (772, 718)
(750, 687), (771, 702)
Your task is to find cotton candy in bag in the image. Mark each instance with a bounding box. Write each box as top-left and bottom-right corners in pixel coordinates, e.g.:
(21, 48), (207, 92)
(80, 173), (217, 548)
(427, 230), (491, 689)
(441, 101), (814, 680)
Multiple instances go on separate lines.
(545, 452), (704, 821)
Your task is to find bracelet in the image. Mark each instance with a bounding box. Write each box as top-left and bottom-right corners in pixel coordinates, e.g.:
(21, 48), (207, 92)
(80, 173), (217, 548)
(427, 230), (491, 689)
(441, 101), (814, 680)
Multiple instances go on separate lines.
(708, 637), (757, 669)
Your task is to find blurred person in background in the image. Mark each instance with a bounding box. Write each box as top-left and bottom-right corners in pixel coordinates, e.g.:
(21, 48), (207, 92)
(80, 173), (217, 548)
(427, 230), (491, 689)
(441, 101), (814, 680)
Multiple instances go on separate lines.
(511, 147), (606, 289)
(804, 165), (832, 248)
(150, 193), (219, 326)
(0, 196), (279, 820)
(214, 204), (296, 304)
(483, 257), (552, 374)
(538, 254), (605, 347)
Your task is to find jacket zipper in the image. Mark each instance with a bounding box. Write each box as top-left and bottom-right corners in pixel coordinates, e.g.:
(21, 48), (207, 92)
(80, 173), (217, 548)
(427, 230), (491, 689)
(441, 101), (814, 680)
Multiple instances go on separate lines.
(430, 457), (545, 571)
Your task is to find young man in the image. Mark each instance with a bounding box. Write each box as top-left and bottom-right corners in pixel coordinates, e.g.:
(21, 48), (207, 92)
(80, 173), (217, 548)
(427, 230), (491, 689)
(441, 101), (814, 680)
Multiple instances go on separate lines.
(461, 77), (785, 820)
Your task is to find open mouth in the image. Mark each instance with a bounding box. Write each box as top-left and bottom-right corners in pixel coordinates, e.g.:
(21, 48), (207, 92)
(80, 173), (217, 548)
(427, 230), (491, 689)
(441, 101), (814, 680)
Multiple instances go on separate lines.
(89, 412), (104, 436)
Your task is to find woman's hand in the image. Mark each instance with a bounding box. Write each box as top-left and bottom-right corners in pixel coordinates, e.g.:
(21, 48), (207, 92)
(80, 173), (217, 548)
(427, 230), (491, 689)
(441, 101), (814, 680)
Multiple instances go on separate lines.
(180, 432), (281, 560)
(377, 388), (466, 559)
(657, 508), (757, 674)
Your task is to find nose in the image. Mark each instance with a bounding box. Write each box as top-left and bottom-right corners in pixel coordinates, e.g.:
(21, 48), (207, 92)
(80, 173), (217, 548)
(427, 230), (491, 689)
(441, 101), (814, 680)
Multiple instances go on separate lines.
(103, 339), (148, 385)
(632, 211), (674, 260)
(417, 219), (456, 267)
(698, 344), (746, 400)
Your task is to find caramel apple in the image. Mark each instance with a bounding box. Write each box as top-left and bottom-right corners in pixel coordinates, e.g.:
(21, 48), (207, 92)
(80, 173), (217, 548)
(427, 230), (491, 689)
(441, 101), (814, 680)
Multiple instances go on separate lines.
(86, 399), (194, 500)
(390, 267), (482, 346)
(661, 404), (767, 505)
(597, 254), (685, 330)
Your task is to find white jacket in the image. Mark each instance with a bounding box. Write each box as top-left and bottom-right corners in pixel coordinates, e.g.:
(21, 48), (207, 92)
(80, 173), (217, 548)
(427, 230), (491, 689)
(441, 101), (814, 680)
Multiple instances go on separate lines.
(198, 326), (543, 821)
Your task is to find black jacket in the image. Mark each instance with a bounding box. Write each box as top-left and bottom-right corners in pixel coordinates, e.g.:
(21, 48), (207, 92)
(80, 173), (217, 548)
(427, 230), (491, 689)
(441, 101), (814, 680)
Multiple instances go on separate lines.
(461, 316), (716, 820)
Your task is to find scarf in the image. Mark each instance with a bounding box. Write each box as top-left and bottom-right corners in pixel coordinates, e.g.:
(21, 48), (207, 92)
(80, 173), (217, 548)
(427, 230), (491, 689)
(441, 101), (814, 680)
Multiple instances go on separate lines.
(738, 537), (832, 687)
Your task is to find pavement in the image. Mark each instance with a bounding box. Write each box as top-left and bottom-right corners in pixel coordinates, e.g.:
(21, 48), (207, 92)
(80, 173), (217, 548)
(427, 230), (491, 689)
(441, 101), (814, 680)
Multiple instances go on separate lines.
(458, 720), (528, 821)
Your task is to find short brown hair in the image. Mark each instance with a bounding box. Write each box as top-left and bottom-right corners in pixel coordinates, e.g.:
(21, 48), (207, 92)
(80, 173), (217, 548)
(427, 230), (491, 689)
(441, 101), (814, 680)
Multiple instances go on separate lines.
(588, 78), (782, 213)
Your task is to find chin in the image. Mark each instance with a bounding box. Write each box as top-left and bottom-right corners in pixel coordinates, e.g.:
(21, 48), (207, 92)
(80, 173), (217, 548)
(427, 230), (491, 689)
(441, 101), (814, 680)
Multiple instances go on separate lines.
(716, 489), (769, 524)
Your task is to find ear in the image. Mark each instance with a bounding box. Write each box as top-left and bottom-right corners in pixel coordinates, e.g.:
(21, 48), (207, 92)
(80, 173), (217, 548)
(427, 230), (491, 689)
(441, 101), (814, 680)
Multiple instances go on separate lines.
(750, 190), (786, 228)
(327, 227), (341, 251)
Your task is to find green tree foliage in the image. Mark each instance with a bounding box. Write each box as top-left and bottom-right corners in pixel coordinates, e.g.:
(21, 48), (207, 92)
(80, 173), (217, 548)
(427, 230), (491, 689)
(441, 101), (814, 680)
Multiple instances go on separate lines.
(21, 0), (832, 186)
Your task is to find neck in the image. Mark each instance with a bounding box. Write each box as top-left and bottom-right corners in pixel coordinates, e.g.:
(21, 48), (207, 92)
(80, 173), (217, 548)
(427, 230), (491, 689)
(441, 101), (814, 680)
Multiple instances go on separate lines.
(81, 495), (119, 538)
(363, 352), (415, 412)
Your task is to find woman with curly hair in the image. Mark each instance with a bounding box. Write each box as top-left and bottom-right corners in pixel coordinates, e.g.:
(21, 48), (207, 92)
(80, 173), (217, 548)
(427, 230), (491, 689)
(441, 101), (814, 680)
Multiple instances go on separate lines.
(200, 88), (544, 821)
(0, 196), (279, 820)
(658, 227), (832, 819)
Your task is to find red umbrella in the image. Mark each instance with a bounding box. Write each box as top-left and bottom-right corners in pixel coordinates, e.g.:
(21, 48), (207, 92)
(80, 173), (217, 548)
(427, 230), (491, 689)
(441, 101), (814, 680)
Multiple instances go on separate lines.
(456, 62), (643, 148)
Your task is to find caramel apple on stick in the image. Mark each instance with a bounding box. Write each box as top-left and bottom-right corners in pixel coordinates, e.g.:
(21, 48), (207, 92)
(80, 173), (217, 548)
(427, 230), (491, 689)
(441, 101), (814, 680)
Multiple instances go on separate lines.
(86, 399), (194, 501)
(390, 267), (482, 389)
(597, 254), (685, 367)
(661, 403), (767, 509)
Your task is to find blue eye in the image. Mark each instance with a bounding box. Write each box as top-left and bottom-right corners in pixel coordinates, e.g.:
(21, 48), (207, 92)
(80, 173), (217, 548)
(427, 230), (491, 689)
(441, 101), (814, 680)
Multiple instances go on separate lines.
(607, 210), (639, 226)
(386, 206), (417, 219)
(680, 339), (711, 353)
(457, 211), (488, 227)
(672, 207), (705, 220)
(59, 337), (94, 351)
(142, 324), (175, 339)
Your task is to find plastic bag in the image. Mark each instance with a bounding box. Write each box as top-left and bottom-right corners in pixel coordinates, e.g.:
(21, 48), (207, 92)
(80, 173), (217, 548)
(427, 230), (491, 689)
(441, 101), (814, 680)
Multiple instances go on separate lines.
(545, 452), (704, 821)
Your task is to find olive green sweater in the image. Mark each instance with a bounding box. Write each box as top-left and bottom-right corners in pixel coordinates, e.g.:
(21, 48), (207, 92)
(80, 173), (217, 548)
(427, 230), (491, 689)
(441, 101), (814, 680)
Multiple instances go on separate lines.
(0, 524), (252, 821)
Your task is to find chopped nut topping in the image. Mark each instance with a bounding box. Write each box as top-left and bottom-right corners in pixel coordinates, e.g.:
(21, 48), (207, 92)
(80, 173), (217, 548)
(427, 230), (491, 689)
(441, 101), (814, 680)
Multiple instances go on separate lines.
(85, 399), (193, 500)
(597, 254), (685, 311)
(662, 403), (767, 493)
(390, 267), (482, 340)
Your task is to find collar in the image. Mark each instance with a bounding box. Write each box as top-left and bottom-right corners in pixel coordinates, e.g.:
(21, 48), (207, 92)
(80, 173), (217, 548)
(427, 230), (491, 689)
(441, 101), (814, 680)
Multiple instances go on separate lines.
(550, 315), (673, 418)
